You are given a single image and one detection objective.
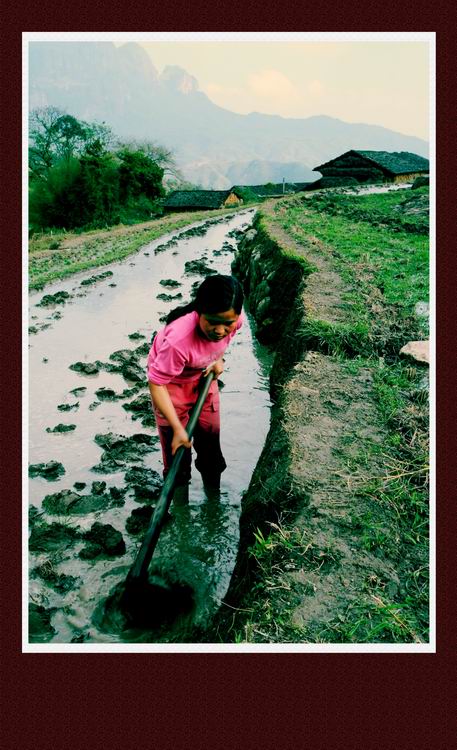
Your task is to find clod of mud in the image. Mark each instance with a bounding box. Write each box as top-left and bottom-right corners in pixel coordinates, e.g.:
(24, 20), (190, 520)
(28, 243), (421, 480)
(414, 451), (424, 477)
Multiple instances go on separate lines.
(184, 258), (217, 276)
(80, 271), (113, 286)
(125, 505), (155, 534)
(29, 460), (65, 481)
(29, 326), (38, 334)
(37, 291), (71, 307)
(91, 480), (105, 494)
(89, 401), (100, 410)
(109, 283), (117, 287)
(29, 602), (56, 641)
(29, 522), (81, 552)
(69, 361), (100, 375)
(154, 238), (178, 254)
(214, 242), (235, 256)
(70, 387), (87, 396)
(136, 339), (153, 356)
(42, 483), (126, 515)
(91, 432), (159, 473)
(31, 563), (79, 593)
(160, 279), (181, 288)
(106, 349), (145, 383)
(122, 394), (155, 427)
(58, 402), (79, 412)
(79, 523), (126, 559)
(128, 332), (145, 340)
(156, 292), (183, 302)
(95, 387), (118, 401)
(29, 505), (42, 523)
(124, 466), (163, 502)
(46, 423), (76, 433)
(74, 482), (86, 490)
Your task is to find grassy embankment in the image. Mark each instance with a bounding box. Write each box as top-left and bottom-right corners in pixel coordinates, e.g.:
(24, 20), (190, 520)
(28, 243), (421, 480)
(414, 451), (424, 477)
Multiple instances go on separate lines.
(28, 207), (241, 290)
(236, 187), (430, 643)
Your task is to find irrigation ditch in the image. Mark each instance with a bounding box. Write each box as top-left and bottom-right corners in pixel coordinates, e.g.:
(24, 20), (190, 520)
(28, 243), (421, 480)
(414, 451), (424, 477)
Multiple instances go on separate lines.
(205, 192), (429, 644)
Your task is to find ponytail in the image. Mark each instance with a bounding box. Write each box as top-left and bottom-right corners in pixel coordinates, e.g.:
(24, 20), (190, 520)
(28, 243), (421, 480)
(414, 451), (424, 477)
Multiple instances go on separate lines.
(165, 300), (197, 325)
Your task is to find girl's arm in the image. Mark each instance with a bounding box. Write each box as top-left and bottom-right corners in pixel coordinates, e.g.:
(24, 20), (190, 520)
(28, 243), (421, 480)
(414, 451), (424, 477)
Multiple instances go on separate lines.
(148, 382), (191, 455)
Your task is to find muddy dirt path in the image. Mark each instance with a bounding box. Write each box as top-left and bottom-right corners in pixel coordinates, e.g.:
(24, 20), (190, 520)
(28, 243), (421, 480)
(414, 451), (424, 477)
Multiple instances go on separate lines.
(28, 210), (273, 644)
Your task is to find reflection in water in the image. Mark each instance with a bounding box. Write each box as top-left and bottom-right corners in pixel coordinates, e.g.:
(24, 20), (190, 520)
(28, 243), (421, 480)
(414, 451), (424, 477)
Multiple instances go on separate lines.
(28, 210), (273, 643)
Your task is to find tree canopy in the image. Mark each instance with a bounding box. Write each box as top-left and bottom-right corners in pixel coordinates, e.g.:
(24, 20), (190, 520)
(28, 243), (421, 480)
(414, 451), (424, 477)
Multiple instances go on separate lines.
(29, 107), (171, 231)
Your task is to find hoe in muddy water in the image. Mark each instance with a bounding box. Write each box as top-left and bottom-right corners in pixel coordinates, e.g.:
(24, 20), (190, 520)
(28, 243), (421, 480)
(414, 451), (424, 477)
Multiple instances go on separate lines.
(100, 372), (215, 630)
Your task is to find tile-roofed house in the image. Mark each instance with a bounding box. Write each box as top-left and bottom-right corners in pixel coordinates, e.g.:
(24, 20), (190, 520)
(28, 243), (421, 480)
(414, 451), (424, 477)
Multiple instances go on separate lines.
(164, 189), (243, 211)
(311, 150), (429, 186)
(236, 182), (312, 198)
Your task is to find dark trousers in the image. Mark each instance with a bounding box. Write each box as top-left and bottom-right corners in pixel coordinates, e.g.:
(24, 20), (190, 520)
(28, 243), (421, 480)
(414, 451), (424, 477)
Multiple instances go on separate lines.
(154, 379), (227, 487)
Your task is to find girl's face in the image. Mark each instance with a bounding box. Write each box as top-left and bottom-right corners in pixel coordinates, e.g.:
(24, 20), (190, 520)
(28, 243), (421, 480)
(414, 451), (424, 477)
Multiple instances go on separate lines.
(198, 308), (239, 342)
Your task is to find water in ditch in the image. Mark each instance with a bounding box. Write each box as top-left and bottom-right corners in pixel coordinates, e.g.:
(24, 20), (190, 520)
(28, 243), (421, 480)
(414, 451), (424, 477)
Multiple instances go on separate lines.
(27, 209), (273, 644)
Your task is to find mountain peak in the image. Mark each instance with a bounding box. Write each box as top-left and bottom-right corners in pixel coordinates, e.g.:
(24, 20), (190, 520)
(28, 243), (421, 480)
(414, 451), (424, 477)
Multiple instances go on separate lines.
(160, 65), (199, 94)
(117, 42), (158, 80)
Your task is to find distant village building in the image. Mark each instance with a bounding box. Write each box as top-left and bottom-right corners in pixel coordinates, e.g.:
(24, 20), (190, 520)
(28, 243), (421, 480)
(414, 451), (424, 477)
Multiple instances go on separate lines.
(309, 150), (429, 189)
(237, 182), (312, 198)
(164, 189), (243, 212)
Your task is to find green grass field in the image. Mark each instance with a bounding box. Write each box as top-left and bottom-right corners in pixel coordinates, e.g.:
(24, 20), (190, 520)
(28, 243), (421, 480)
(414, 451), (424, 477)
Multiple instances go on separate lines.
(233, 187), (430, 644)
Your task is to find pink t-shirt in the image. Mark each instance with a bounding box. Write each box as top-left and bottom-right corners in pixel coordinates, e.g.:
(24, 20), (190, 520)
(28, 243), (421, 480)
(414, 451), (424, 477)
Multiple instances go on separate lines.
(147, 310), (244, 385)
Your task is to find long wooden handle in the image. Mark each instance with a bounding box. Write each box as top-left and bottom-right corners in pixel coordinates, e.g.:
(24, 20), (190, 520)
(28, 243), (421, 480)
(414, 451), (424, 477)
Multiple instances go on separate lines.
(127, 372), (216, 582)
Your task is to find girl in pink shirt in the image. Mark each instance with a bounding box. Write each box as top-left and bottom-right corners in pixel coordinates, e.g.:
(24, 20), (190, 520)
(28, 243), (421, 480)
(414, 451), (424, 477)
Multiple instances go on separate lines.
(147, 274), (244, 496)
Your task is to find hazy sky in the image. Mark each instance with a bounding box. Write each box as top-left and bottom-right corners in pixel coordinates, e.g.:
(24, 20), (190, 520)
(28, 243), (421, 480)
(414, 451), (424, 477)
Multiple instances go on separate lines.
(136, 40), (430, 140)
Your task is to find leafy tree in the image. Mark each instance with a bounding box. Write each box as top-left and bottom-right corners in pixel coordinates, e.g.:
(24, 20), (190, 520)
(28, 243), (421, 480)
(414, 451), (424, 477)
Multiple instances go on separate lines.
(76, 140), (120, 226)
(29, 156), (82, 228)
(117, 147), (165, 203)
(29, 106), (66, 179)
(28, 111), (170, 230)
(118, 139), (181, 181)
(29, 107), (114, 179)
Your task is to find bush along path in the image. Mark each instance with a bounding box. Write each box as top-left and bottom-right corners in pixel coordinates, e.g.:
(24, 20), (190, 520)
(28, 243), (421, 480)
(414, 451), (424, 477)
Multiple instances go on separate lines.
(205, 187), (429, 644)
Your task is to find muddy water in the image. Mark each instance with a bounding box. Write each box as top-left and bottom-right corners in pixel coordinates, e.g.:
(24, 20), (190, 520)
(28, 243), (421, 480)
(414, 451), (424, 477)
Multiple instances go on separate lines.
(28, 210), (273, 643)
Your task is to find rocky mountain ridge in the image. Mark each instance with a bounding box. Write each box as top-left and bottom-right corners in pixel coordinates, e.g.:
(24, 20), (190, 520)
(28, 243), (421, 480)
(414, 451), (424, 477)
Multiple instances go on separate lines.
(29, 41), (429, 188)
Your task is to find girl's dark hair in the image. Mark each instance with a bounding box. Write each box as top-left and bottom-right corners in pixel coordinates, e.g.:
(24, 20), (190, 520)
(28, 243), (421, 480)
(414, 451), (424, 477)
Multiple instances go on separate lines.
(165, 274), (243, 325)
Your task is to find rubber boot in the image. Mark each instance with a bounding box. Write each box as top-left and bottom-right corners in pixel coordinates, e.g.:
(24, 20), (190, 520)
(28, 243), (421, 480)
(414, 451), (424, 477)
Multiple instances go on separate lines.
(200, 472), (221, 500)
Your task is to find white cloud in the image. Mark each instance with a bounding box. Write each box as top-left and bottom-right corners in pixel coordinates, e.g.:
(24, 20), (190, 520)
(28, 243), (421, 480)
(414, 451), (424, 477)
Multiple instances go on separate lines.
(247, 69), (301, 102)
